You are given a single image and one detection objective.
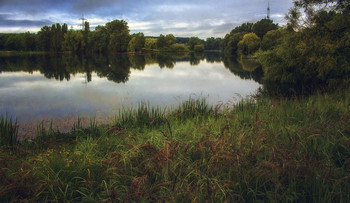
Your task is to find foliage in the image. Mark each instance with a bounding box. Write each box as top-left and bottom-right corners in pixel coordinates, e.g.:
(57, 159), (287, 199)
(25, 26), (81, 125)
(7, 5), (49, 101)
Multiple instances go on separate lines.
(106, 20), (130, 52)
(21, 32), (37, 51)
(204, 37), (222, 50)
(37, 23), (68, 52)
(221, 32), (245, 56)
(165, 34), (176, 47)
(286, 0), (350, 30)
(187, 37), (203, 51)
(238, 33), (261, 56)
(194, 44), (205, 52)
(88, 25), (109, 53)
(156, 34), (177, 50)
(230, 22), (254, 34)
(259, 1), (350, 94)
(62, 30), (85, 53)
(221, 19), (278, 56)
(128, 33), (145, 52)
(4, 35), (22, 51)
(156, 34), (167, 49)
(0, 19), (221, 54)
(252, 18), (279, 38)
(261, 29), (285, 51)
(144, 38), (157, 50)
(169, 43), (190, 52)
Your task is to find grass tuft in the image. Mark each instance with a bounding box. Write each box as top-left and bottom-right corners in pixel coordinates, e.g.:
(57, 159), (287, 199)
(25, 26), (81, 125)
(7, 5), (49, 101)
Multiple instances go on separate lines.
(0, 114), (18, 146)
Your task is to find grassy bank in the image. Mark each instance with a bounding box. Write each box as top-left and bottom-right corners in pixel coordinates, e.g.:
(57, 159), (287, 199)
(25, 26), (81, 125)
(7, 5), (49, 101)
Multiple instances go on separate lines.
(1, 91), (350, 202)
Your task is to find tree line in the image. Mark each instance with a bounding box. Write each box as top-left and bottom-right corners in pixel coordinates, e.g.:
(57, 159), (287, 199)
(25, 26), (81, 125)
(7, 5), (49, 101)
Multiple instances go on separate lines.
(0, 20), (222, 53)
(221, 18), (279, 56)
(221, 0), (350, 94)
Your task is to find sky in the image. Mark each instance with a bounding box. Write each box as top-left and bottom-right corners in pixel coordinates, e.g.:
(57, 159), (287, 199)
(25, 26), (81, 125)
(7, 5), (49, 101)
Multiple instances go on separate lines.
(0, 0), (293, 38)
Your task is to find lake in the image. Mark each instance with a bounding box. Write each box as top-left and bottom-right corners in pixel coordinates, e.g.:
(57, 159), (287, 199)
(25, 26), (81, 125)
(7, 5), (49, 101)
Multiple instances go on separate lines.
(0, 52), (262, 135)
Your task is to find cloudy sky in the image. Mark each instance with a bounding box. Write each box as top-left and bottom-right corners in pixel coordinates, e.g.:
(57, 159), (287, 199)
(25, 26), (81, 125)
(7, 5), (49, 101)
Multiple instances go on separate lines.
(0, 0), (293, 38)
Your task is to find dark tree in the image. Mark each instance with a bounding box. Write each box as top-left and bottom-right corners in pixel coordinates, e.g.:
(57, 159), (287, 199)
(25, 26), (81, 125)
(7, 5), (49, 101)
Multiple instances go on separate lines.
(252, 19), (279, 38)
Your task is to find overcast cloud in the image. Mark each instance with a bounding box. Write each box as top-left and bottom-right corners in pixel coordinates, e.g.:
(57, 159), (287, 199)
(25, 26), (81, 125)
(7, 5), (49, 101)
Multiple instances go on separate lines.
(0, 0), (293, 38)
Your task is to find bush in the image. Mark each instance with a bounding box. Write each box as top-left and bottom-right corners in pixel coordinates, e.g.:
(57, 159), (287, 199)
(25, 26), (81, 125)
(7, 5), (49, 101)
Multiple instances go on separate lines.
(193, 44), (204, 52)
(169, 43), (190, 52)
(238, 33), (260, 56)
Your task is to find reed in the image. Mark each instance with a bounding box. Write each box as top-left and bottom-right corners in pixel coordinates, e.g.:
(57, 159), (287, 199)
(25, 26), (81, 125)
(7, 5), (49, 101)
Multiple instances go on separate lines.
(0, 114), (18, 146)
(116, 103), (166, 127)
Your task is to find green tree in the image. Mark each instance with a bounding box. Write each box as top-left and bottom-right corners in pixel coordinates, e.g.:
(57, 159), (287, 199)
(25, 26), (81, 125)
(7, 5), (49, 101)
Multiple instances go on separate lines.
(221, 32), (245, 55)
(21, 32), (36, 51)
(194, 44), (205, 52)
(50, 23), (66, 52)
(83, 21), (90, 50)
(106, 20), (130, 52)
(4, 35), (21, 51)
(230, 22), (254, 34)
(62, 30), (85, 53)
(128, 33), (145, 52)
(169, 43), (190, 52)
(145, 38), (157, 50)
(84, 21), (90, 34)
(157, 34), (167, 49)
(252, 19), (279, 38)
(187, 37), (202, 51)
(37, 26), (52, 51)
(88, 25), (109, 53)
(238, 33), (261, 56)
(205, 37), (221, 50)
(286, 0), (350, 30)
(260, 8), (350, 92)
(261, 29), (284, 51)
(165, 34), (176, 46)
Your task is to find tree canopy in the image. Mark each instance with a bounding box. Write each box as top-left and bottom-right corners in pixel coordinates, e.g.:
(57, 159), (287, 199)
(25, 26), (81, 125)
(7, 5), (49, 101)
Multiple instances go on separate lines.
(259, 0), (350, 94)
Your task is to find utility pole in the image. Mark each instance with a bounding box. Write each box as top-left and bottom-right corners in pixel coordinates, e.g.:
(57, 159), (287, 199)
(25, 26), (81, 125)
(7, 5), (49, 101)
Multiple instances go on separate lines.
(267, 2), (270, 19)
(79, 14), (87, 30)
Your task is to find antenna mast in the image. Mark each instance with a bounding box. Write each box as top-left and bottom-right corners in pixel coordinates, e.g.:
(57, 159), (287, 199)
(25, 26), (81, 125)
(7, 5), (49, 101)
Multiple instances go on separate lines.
(267, 2), (270, 19)
(79, 14), (87, 30)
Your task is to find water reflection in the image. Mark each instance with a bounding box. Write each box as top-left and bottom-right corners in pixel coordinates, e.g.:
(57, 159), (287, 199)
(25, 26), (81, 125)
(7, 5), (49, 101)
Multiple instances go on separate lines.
(0, 52), (262, 124)
(222, 55), (264, 84)
(0, 52), (222, 83)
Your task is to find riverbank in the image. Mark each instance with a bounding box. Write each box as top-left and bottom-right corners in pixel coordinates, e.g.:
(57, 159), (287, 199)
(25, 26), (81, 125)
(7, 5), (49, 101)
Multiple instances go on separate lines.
(1, 90), (350, 202)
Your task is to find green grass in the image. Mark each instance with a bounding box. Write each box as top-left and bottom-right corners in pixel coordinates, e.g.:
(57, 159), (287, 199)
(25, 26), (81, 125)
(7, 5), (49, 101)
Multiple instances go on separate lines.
(0, 114), (18, 147)
(1, 91), (350, 202)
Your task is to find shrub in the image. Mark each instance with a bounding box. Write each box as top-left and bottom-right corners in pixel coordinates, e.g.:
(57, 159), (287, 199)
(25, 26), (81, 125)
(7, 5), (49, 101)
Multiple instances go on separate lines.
(193, 44), (205, 52)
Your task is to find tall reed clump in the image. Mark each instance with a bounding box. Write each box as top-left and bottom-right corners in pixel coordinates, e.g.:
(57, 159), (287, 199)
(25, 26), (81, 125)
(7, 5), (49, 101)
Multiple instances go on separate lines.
(173, 97), (212, 120)
(0, 114), (18, 146)
(116, 103), (166, 128)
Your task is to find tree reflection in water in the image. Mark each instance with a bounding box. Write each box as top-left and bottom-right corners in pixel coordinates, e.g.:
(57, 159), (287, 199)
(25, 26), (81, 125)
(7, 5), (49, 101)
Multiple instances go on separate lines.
(0, 52), (263, 84)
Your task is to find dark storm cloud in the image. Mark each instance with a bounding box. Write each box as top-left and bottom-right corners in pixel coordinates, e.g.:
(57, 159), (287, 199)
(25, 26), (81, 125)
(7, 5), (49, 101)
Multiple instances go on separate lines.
(0, 14), (52, 27)
(72, 0), (123, 12)
(0, 0), (71, 15)
(0, 0), (294, 37)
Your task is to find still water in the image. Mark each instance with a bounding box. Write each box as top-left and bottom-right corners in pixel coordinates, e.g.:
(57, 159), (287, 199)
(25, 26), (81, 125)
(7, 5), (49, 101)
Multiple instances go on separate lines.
(0, 52), (262, 125)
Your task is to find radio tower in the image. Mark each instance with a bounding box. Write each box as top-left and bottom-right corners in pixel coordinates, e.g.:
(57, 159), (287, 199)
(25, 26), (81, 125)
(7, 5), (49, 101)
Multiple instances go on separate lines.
(267, 2), (270, 19)
(80, 14), (87, 30)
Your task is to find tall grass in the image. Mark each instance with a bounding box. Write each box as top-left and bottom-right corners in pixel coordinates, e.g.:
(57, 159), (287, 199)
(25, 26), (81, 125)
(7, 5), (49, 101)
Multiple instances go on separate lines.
(1, 92), (350, 202)
(0, 114), (18, 146)
(116, 103), (166, 127)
